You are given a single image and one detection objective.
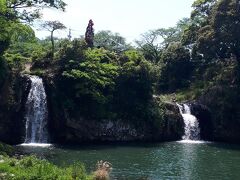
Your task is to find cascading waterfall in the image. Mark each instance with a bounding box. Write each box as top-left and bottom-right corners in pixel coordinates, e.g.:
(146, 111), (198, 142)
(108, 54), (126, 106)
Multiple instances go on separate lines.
(177, 103), (200, 140)
(24, 75), (48, 144)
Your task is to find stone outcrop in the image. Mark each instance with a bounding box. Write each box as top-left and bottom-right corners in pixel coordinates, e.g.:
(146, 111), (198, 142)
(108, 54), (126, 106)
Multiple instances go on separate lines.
(193, 85), (240, 143)
(0, 74), (31, 144)
(46, 104), (184, 144)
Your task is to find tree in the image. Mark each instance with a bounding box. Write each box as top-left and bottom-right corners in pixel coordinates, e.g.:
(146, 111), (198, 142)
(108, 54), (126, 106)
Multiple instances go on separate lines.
(136, 18), (191, 63)
(135, 30), (163, 63)
(10, 23), (36, 43)
(0, 0), (66, 55)
(191, 0), (217, 24)
(94, 30), (131, 53)
(114, 50), (155, 119)
(3, 0), (66, 22)
(85, 19), (94, 48)
(192, 0), (240, 83)
(211, 0), (240, 61)
(158, 42), (192, 92)
(193, 0), (240, 61)
(41, 21), (66, 59)
(61, 47), (119, 118)
(182, 0), (217, 46)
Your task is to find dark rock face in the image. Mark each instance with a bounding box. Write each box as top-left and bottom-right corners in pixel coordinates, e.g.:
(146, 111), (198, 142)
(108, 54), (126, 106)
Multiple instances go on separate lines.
(47, 109), (184, 144)
(196, 86), (240, 143)
(47, 103), (184, 144)
(44, 76), (184, 143)
(163, 102), (184, 140)
(0, 74), (31, 144)
(190, 102), (213, 140)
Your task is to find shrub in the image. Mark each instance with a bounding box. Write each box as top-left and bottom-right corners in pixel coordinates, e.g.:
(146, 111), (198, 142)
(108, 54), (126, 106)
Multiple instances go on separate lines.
(0, 156), (91, 180)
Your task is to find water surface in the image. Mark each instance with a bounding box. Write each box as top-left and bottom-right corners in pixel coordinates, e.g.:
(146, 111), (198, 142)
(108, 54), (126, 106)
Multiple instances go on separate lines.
(19, 141), (240, 180)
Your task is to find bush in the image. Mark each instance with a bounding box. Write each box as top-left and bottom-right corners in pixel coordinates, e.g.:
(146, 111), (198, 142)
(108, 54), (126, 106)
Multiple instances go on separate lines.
(0, 156), (91, 180)
(0, 142), (14, 156)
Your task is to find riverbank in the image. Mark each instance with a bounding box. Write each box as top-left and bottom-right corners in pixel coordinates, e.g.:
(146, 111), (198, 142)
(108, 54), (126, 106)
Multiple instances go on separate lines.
(0, 142), (96, 180)
(0, 155), (92, 180)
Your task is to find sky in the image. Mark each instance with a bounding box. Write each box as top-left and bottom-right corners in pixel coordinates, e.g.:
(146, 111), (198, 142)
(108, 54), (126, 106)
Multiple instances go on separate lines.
(36, 0), (195, 43)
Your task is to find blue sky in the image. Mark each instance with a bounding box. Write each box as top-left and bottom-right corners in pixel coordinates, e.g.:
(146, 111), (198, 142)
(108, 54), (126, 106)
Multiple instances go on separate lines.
(36, 0), (195, 43)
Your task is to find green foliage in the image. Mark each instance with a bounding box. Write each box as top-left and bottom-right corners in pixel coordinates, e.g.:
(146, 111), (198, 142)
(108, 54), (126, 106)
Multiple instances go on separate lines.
(63, 48), (119, 104)
(94, 30), (131, 53)
(0, 0), (60, 73)
(3, 0), (66, 22)
(114, 50), (155, 120)
(158, 42), (192, 92)
(191, 0), (217, 23)
(0, 57), (8, 86)
(55, 44), (119, 118)
(197, 0), (240, 60)
(135, 30), (162, 63)
(136, 18), (191, 63)
(3, 24), (43, 70)
(58, 39), (88, 63)
(0, 142), (14, 156)
(41, 21), (66, 59)
(4, 53), (29, 72)
(10, 24), (36, 43)
(182, 0), (217, 46)
(52, 43), (157, 122)
(0, 17), (11, 55)
(0, 156), (91, 180)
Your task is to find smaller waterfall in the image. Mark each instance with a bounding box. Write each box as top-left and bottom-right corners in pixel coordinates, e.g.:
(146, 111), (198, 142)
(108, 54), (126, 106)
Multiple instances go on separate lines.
(24, 75), (48, 144)
(177, 103), (200, 140)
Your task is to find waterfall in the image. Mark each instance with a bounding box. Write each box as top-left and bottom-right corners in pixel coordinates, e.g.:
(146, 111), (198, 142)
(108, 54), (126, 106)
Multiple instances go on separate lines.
(24, 75), (48, 144)
(177, 103), (200, 140)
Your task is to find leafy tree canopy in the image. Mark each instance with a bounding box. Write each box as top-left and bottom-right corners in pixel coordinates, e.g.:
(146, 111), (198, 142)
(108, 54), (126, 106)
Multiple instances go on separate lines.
(2, 0), (66, 22)
(94, 30), (131, 53)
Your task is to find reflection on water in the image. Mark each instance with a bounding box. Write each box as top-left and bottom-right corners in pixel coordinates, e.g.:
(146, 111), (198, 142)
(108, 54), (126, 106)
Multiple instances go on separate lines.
(17, 142), (240, 180)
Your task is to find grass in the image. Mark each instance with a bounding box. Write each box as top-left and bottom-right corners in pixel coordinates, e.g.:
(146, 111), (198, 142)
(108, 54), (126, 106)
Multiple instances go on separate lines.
(0, 155), (93, 180)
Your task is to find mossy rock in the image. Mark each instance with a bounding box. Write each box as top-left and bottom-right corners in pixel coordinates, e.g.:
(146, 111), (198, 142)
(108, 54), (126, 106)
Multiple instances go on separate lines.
(0, 142), (14, 156)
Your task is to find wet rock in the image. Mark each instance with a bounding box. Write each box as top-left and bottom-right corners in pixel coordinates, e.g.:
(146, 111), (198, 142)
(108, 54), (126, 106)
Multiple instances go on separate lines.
(190, 102), (213, 140)
(0, 74), (31, 144)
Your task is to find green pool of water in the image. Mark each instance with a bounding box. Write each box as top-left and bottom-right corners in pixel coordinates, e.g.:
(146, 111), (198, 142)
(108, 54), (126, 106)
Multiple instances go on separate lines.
(18, 141), (240, 180)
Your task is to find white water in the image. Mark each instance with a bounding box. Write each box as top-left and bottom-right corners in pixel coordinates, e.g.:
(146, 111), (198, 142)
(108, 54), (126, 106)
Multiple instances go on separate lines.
(24, 75), (49, 144)
(177, 103), (200, 141)
(21, 143), (51, 147)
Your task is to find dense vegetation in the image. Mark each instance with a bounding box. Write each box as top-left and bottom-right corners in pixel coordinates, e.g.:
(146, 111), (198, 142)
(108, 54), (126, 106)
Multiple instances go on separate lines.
(0, 155), (91, 180)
